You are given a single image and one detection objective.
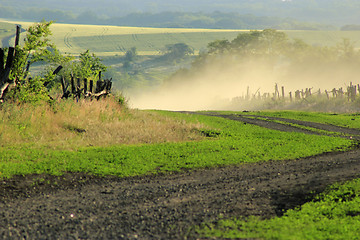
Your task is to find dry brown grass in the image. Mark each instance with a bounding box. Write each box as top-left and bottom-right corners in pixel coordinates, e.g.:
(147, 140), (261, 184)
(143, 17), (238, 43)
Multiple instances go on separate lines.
(0, 98), (205, 149)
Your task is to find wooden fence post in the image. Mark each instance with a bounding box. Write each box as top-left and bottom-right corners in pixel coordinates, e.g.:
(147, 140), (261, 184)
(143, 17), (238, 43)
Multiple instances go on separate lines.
(77, 78), (81, 89)
(15, 25), (21, 46)
(0, 49), (4, 73)
(83, 78), (87, 94)
(274, 84), (279, 99)
(71, 75), (75, 94)
(0, 25), (21, 101)
(60, 76), (66, 93)
(325, 90), (330, 100)
(89, 80), (93, 93)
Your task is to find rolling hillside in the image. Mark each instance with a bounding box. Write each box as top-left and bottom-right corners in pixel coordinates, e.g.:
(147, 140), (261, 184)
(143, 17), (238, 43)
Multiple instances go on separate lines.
(2, 21), (246, 56)
(2, 20), (360, 57)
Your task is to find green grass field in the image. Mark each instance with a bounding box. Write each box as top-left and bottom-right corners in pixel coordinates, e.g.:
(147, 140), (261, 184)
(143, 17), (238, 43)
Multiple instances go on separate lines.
(198, 178), (360, 239)
(0, 110), (354, 179)
(2, 20), (360, 56)
(0, 21), (16, 47)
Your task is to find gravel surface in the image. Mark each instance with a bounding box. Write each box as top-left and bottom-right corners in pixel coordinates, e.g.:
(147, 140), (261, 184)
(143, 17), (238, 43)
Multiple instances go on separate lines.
(1, 113), (360, 239)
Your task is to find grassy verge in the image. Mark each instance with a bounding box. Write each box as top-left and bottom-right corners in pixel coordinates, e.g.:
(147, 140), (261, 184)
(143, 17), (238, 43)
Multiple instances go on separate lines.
(0, 110), (354, 179)
(197, 178), (360, 240)
(0, 98), (204, 149)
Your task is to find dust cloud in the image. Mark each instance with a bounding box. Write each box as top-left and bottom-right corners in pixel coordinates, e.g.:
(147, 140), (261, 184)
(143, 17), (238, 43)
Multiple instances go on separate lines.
(128, 55), (360, 111)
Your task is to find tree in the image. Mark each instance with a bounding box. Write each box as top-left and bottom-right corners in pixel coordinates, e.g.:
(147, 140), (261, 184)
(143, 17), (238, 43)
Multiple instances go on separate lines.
(163, 43), (194, 60)
(336, 38), (356, 59)
(228, 29), (288, 56)
(12, 21), (55, 81)
(123, 47), (137, 69)
(0, 21), (108, 104)
(72, 50), (107, 80)
(207, 39), (231, 55)
(1, 21), (58, 103)
(230, 32), (260, 50)
(259, 29), (288, 55)
(124, 47), (137, 62)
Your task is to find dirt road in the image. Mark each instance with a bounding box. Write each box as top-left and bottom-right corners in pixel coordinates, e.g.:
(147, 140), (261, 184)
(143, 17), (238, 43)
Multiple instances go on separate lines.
(1, 114), (360, 239)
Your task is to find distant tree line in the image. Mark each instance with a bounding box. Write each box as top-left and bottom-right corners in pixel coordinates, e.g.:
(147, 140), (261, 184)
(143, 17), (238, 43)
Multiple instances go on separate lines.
(166, 29), (360, 92)
(341, 25), (360, 31)
(3, 0), (360, 28)
(1, 6), (336, 30)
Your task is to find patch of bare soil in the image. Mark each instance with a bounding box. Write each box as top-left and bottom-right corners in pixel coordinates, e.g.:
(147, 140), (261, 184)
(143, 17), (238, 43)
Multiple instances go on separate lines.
(1, 114), (360, 239)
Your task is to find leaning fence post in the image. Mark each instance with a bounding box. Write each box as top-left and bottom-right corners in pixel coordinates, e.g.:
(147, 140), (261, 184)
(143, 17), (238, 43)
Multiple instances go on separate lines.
(60, 76), (66, 94)
(325, 90), (330, 100)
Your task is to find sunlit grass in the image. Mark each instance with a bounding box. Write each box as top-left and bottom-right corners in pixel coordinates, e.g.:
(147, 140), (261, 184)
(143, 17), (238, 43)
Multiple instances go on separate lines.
(0, 98), (204, 149)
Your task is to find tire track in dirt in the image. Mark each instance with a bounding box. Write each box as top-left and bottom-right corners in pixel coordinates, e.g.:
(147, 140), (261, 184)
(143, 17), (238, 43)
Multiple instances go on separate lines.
(243, 114), (360, 139)
(64, 28), (77, 49)
(1, 114), (360, 239)
(199, 112), (360, 140)
(64, 32), (72, 49)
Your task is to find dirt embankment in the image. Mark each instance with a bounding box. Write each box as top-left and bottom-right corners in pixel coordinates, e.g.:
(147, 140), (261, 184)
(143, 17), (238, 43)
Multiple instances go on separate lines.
(1, 113), (360, 239)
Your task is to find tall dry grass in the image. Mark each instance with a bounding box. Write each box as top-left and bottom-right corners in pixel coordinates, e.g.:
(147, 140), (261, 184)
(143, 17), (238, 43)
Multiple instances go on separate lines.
(0, 98), (204, 149)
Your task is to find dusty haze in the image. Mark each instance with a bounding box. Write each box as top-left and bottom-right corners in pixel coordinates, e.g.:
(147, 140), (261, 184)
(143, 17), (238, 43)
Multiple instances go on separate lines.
(128, 53), (360, 111)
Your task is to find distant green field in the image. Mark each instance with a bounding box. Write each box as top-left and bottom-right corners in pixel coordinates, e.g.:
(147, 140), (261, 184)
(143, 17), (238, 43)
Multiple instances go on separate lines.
(2, 20), (360, 57)
(284, 30), (360, 49)
(2, 20), (246, 56)
(0, 21), (16, 47)
(71, 31), (242, 56)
